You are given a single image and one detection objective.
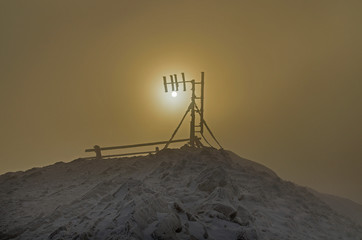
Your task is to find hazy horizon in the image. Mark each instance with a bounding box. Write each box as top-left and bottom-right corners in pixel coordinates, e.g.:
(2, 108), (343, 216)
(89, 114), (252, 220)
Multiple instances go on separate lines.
(1, 0), (361, 204)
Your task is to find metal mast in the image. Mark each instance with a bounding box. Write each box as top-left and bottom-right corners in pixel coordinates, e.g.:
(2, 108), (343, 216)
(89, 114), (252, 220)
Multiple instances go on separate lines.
(162, 72), (221, 149)
(190, 79), (196, 147)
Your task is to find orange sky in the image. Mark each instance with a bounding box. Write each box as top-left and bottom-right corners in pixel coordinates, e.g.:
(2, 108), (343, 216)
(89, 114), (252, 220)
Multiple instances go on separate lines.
(1, 0), (361, 203)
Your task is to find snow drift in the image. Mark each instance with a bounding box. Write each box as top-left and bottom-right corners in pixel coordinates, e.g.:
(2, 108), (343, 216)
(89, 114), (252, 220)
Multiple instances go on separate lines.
(0, 147), (361, 240)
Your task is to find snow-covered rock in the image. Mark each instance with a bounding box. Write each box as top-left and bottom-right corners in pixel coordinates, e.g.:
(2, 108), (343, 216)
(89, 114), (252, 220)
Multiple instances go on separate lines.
(0, 147), (361, 240)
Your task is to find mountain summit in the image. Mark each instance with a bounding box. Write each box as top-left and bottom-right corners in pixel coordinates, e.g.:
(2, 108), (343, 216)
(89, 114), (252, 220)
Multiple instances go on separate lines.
(0, 147), (361, 240)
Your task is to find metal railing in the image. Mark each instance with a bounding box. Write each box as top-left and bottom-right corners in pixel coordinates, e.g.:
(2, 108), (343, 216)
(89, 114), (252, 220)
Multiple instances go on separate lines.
(84, 138), (190, 160)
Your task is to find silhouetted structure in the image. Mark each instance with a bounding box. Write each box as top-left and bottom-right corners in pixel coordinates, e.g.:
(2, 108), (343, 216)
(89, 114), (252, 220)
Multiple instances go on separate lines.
(163, 72), (222, 149)
(85, 72), (221, 159)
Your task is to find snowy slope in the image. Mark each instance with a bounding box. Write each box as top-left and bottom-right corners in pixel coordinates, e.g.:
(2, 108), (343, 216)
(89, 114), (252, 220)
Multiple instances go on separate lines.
(308, 188), (362, 226)
(0, 147), (361, 240)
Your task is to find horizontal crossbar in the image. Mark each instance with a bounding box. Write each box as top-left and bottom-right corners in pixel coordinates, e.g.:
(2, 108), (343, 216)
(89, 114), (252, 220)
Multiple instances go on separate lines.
(102, 150), (157, 158)
(164, 81), (202, 85)
(85, 138), (190, 152)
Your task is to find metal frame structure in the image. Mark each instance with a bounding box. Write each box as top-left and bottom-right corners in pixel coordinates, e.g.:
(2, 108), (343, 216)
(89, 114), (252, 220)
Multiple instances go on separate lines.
(163, 72), (222, 149)
(84, 72), (221, 160)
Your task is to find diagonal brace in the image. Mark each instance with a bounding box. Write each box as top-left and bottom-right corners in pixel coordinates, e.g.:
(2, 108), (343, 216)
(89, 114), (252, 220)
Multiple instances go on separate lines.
(164, 102), (192, 149)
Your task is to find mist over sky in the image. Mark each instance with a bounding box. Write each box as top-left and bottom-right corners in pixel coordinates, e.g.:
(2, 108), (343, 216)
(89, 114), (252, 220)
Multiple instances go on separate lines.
(0, 0), (361, 203)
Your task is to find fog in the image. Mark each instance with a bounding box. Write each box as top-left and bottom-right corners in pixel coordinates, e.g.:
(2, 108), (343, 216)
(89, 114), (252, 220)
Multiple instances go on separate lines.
(1, 0), (361, 203)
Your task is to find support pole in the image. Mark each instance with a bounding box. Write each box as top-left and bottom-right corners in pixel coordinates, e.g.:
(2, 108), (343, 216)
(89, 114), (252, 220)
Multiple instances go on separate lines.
(200, 72), (204, 134)
(194, 102), (222, 149)
(190, 80), (196, 147)
(94, 145), (102, 160)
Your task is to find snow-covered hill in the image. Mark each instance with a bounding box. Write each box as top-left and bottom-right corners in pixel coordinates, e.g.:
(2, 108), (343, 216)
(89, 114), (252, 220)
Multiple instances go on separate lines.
(0, 147), (361, 240)
(308, 188), (362, 226)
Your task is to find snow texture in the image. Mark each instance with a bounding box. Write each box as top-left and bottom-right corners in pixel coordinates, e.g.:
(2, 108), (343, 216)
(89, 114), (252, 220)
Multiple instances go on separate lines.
(308, 188), (362, 226)
(0, 147), (361, 240)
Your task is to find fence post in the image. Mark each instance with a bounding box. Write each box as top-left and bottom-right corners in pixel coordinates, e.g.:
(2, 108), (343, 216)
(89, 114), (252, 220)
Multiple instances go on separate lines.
(94, 145), (102, 160)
